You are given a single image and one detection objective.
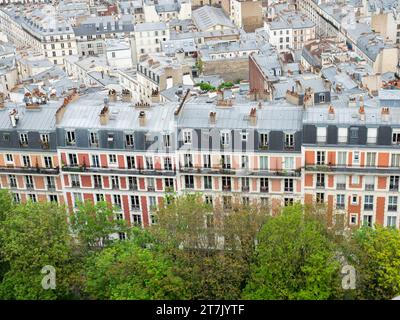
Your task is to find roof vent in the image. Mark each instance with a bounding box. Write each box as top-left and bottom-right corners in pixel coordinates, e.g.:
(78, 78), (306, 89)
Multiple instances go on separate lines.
(139, 110), (146, 127)
(209, 111), (216, 125)
(249, 108), (257, 126)
(9, 109), (19, 128)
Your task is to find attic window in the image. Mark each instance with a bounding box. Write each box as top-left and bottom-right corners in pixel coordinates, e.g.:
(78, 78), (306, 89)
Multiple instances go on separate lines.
(107, 134), (114, 142)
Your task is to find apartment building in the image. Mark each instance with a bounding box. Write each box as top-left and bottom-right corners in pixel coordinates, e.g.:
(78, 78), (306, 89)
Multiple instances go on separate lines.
(0, 4), (78, 65)
(0, 89), (64, 205)
(265, 11), (316, 53)
(303, 102), (400, 229)
(0, 85), (399, 230)
(221, 0), (263, 32)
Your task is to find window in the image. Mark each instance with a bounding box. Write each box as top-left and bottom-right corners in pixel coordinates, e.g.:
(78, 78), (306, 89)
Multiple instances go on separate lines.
(351, 175), (360, 185)
(350, 214), (358, 225)
(242, 177), (249, 191)
(126, 156), (135, 169)
(363, 215), (373, 227)
(349, 127), (359, 144)
(367, 128), (377, 144)
(113, 194), (122, 211)
(13, 193), (20, 204)
(241, 155), (249, 169)
(221, 131), (230, 146)
(125, 134), (134, 148)
(185, 175), (194, 189)
(89, 132), (98, 146)
(92, 155), (100, 167)
(44, 156), (53, 168)
(364, 195), (374, 211)
(259, 133), (268, 148)
(9, 175), (17, 188)
(205, 195), (213, 205)
(388, 196), (398, 211)
(284, 178), (293, 192)
(149, 196), (157, 210)
(110, 176), (119, 189)
(203, 154), (211, 168)
(184, 154), (193, 168)
(241, 131), (248, 141)
(204, 176), (212, 189)
(93, 175), (102, 188)
(164, 157), (172, 170)
(66, 130), (75, 145)
(366, 152), (376, 167)
(337, 151), (347, 166)
(165, 178), (174, 190)
(284, 198), (294, 206)
(19, 133), (28, 146)
(22, 155), (31, 167)
(128, 177), (138, 190)
(260, 178), (268, 192)
(146, 156), (153, 169)
(222, 176), (231, 191)
(68, 153), (78, 166)
(183, 130), (192, 144)
(132, 213), (142, 226)
(316, 173), (325, 187)
(353, 151), (360, 165)
(95, 194), (104, 202)
(284, 133), (294, 149)
(109, 154), (117, 165)
(389, 176), (399, 191)
(387, 216), (397, 228)
(28, 194), (37, 203)
(5, 154), (13, 163)
(163, 134), (170, 147)
(223, 196), (232, 210)
(316, 192), (325, 204)
(259, 156), (268, 170)
(221, 155), (231, 169)
(365, 176), (375, 190)
(25, 176), (33, 189)
(338, 128), (347, 143)
(283, 157), (294, 170)
(336, 194), (345, 209)
(351, 195), (358, 205)
(316, 127), (327, 143)
(391, 154), (400, 167)
(392, 130), (400, 144)
(316, 151), (325, 165)
(71, 174), (80, 187)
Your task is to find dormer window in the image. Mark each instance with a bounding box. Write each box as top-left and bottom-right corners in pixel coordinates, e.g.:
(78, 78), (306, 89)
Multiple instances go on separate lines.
(125, 133), (134, 148)
(284, 133), (294, 150)
(163, 134), (171, 147)
(392, 130), (400, 145)
(259, 133), (268, 149)
(66, 130), (75, 145)
(19, 133), (28, 147)
(89, 132), (99, 147)
(221, 131), (230, 146)
(316, 127), (326, 143)
(183, 129), (192, 144)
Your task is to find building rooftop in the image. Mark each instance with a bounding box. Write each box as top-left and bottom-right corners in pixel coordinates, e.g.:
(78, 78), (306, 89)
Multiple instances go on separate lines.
(192, 6), (235, 32)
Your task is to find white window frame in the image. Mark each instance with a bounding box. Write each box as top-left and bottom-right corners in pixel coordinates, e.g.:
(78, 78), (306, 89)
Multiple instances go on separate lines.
(316, 127), (327, 143)
(183, 129), (192, 144)
(338, 128), (347, 143)
(367, 128), (377, 144)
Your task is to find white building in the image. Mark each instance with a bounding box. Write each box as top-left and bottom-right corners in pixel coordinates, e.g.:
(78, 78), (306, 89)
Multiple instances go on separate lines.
(106, 39), (134, 70)
(265, 11), (316, 52)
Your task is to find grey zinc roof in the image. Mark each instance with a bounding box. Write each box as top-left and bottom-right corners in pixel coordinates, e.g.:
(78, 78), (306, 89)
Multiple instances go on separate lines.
(192, 6), (235, 31)
(303, 105), (400, 126)
(177, 103), (304, 131)
(273, 77), (329, 100)
(0, 102), (59, 131)
(57, 91), (177, 132)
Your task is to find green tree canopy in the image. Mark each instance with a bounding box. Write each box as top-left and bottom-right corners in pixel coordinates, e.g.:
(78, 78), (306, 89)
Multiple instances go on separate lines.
(243, 204), (341, 300)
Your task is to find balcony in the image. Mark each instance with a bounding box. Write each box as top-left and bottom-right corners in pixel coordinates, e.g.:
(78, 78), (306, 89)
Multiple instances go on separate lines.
(316, 182), (325, 188)
(131, 206), (141, 212)
(284, 145), (295, 151)
(71, 182), (80, 188)
(258, 144), (269, 150)
(47, 184), (56, 191)
(260, 186), (269, 193)
(9, 183), (17, 189)
(284, 187), (294, 193)
(129, 184), (138, 191)
(147, 186), (155, 192)
(242, 185), (249, 192)
(61, 165), (176, 177)
(222, 185), (231, 192)
(388, 205), (398, 212)
(336, 183), (346, 190)
(0, 165), (59, 175)
(94, 183), (102, 189)
(364, 205), (373, 211)
(305, 164), (400, 175)
(389, 184), (399, 192)
(26, 184), (34, 190)
(112, 184), (120, 190)
(185, 184), (194, 189)
(336, 204), (345, 210)
(365, 184), (375, 191)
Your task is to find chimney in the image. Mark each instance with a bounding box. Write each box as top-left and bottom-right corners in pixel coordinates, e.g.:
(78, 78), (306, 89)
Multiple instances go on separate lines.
(9, 109), (19, 128)
(121, 89), (132, 102)
(209, 111), (216, 124)
(139, 110), (146, 127)
(108, 89), (117, 102)
(359, 105), (365, 121)
(328, 105), (335, 120)
(0, 93), (5, 109)
(381, 107), (390, 122)
(99, 105), (110, 125)
(249, 107), (257, 126)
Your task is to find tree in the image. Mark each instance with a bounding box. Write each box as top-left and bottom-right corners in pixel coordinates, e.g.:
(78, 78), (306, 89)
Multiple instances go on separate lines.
(243, 204), (341, 300)
(84, 236), (187, 300)
(0, 201), (78, 299)
(350, 226), (400, 300)
(149, 193), (269, 299)
(70, 200), (128, 251)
